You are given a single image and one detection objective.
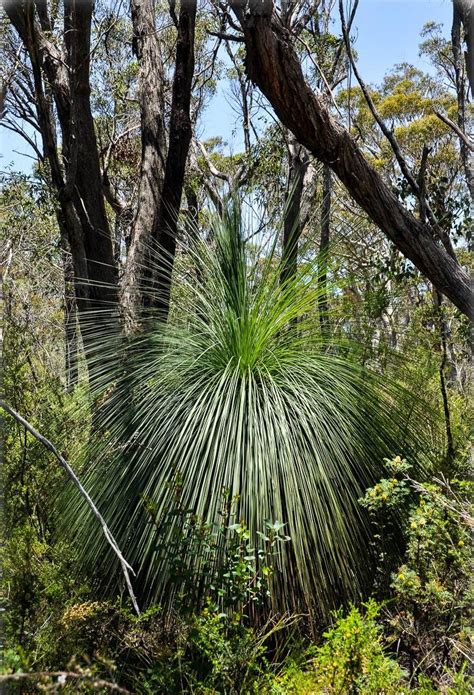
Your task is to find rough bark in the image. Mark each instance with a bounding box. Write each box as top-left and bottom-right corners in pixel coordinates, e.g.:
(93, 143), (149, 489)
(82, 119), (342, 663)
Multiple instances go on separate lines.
(230, 1), (472, 318)
(122, 0), (167, 314)
(280, 136), (308, 286)
(452, 1), (474, 204)
(5, 0), (118, 316)
(453, 0), (474, 93)
(62, 0), (118, 310)
(147, 0), (197, 319)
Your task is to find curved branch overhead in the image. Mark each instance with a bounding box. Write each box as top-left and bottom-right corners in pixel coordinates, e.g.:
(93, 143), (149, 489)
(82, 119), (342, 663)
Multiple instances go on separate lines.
(230, 0), (472, 318)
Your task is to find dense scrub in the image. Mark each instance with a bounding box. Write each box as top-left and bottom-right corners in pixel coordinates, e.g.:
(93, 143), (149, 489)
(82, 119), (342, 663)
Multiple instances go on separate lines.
(1, 3), (472, 693)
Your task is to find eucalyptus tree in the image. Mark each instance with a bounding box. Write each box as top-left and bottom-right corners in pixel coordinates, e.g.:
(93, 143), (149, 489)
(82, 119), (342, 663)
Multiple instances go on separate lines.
(223, 0), (471, 318)
(3, 0), (199, 352)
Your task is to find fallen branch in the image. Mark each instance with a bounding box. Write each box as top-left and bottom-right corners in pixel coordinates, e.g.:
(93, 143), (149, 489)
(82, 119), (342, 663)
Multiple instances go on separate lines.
(0, 400), (140, 615)
(0, 671), (131, 693)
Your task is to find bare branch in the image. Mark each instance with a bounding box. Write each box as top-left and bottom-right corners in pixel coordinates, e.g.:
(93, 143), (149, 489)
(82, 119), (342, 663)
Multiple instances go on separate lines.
(339, 0), (421, 198)
(434, 110), (474, 151)
(0, 671), (131, 693)
(207, 29), (244, 42)
(339, 0), (455, 258)
(196, 140), (230, 181)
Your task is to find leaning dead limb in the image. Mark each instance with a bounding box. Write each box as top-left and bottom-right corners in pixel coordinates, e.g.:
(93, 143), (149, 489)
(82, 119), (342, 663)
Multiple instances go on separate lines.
(0, 400), (140, 615)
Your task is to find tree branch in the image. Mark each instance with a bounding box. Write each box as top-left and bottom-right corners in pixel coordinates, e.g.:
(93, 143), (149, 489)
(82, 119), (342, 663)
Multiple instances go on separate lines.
(434, 110), (474, 152)
(230, 0), (471, 317)
(207, 29), (244, 42)
(0, 671), (131, 693)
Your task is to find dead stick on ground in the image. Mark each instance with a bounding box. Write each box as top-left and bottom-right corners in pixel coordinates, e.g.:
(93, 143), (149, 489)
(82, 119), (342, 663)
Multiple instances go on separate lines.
(0, 671), (132, 693)
(0, 672), (131, 693)
(0, 400), (140, 615)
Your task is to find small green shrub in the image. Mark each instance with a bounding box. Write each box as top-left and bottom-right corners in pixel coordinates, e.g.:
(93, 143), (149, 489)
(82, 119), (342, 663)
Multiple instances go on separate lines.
(360, 457), (473, 690)
(145, 481), (291, 618)
(308, 600), (406, 694)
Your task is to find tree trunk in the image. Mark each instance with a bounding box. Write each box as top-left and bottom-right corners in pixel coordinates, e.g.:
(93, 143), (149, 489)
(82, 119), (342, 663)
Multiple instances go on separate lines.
(318, 164), (331, 337)
(280, 136), (308, 285)
(63, 0), (118, 310)
(452, 1), (474, 204)
(230, 1), (472, 318)
(5, 0), (118, 319)
(453, 0), (474, 93)
(122, 0), (167, 316)
(147, 0), (197, 320)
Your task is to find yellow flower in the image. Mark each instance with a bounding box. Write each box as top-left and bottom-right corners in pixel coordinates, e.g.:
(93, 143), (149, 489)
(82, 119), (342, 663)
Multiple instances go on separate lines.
(410, 522), (417, 530)
(458, 540), (464, 547)
(398, 573), (405, 581)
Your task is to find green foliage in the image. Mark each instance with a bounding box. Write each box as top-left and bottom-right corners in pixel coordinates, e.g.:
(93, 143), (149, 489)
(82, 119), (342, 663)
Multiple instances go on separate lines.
(360, 457), (473, 689)
(308, 600), (407, 694)
(388, 477), (473, 685)
(144, 482), (290, 617)
(140, 610), (275, 694)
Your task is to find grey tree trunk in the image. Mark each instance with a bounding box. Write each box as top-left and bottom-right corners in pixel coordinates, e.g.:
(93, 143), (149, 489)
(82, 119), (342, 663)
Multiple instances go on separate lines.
(281, 136), (308, 286)
(318, 164), (331, 338)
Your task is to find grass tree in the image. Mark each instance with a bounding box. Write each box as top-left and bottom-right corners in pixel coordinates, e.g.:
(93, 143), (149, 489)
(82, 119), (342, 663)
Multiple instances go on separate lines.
(67, 205), (430, 620)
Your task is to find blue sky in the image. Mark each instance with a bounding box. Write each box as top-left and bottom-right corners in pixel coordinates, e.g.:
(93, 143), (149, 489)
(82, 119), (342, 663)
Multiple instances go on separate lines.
(1, 0), (453, 172)
(199, 0), (452, 148)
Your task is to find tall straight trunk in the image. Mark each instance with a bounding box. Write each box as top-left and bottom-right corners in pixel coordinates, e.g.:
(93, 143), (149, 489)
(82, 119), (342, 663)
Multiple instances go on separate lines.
(318, 164), (331, 337)
(230, 1), (472, 318)
(451, 3), (474, 204)
(123, 0), (167, 315)
(453, 0), (474, 93)
(280, 138), (308, 285)
(63, 0), (118, 310)
(433, 290), (455, 468)
(148, 0), (197, 319)
(5, 0), (118, 321)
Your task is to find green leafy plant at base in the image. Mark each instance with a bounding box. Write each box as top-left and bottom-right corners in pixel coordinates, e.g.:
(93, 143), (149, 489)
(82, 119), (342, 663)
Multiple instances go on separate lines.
(144, 480), (291, 617)
(305, 600), (406, 694)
